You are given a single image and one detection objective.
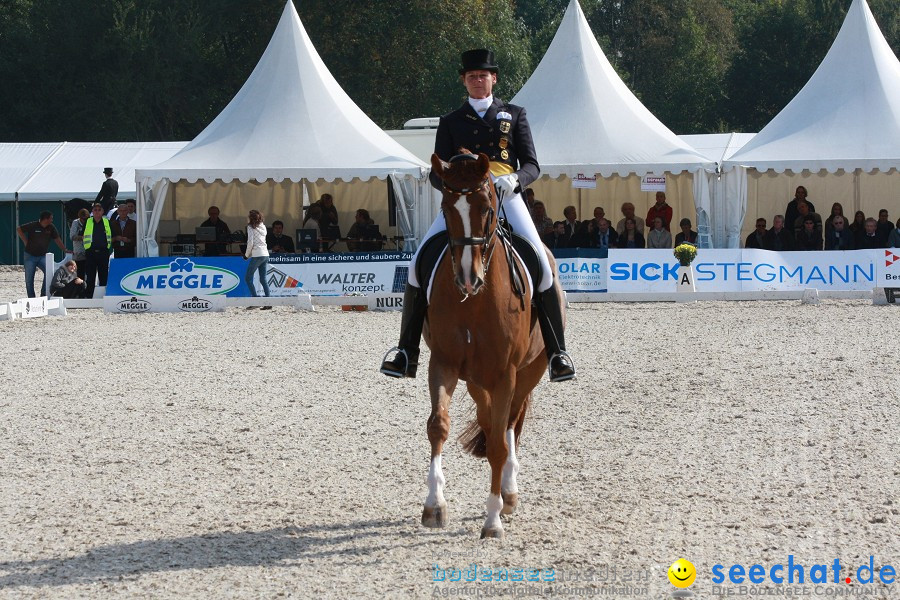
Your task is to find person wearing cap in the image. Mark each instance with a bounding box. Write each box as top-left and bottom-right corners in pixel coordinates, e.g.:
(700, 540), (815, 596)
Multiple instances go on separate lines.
(380, 49), (576, 383)
(95, 167), (119, 214)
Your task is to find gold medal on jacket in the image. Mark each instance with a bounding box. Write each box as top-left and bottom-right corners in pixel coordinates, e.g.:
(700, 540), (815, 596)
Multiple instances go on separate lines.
(499, 121), (511, 134)
(498, 137), (508, 149)
(500, 149), (509, 160)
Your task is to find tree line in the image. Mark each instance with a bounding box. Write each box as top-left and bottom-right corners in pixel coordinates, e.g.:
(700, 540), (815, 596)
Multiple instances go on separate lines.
(0, 0), (897, 143)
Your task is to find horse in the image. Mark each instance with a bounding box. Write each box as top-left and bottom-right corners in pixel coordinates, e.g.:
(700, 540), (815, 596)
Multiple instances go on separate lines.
(420, 151), (563, 539)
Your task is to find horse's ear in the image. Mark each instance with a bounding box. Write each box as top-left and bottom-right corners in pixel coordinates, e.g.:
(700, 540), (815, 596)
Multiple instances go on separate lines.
(431, 154), (448, 179)
(477, 153), (490, 176)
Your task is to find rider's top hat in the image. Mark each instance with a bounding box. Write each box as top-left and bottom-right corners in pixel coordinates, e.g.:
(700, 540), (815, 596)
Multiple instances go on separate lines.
(103, 167), (114, 175)
(458, 49), (498, 75)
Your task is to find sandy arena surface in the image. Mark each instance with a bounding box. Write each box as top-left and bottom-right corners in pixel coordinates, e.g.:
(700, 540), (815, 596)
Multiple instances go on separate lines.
(0, 265), (898, 599)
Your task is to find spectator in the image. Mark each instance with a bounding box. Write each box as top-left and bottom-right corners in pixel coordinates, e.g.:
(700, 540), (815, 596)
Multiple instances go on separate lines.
(531, 201), (553, 237)
(583, 207), (606, 247)
(674, 218), (698, 247)
(646, 191), (673, 231)
(849, 210), (867, 247)
(824, 216), (854, 250)
(764, 215), (795, 251)
(618, 218), (645, 248)
(594, 218), (618, 251)
(887, 218), (900, 248)
(301, 205), (322, 252)
(95, 167), (118, 214)
(785, 186), (814, 230)
(792, 201), (822, 236)
(543, 221), (568, 249)
(616, 202), (645, 236)
(523, 188), (536, 213)
(16, 210), (69, 298)
(745, 218), (767, 249)
(109, 202), (137, 258)
(796, 217), (822, 251)
(561, 205), (585, 246)
(50, 260), (86, 299)
(308, 194), (339, 231)
(70, 208), (89, 279)
(856, 217), (883, 249)
(876, 209), (893, 245)
(83, 203), (113, 299)
(200, 206), (231, 256)
(266, 220), (295, 254)
(647, 216), (672, 248)
(823, 202), (846, 236)
(106, 199), (137, 220)
(244, 210), (272, 308)
(347, 209), (380, 252)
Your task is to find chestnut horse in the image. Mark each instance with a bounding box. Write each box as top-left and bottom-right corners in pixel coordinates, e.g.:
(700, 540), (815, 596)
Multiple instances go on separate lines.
(421, 151), (561, 539)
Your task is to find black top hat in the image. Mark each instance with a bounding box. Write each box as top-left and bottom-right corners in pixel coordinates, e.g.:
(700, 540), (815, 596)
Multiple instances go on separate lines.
(459, 49), (498, 75)
(103, 167), (114, 175)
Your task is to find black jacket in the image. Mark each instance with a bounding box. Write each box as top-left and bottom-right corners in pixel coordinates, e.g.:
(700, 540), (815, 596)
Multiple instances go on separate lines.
(95, 178), (119, 213)
(430, 98), (539, 191)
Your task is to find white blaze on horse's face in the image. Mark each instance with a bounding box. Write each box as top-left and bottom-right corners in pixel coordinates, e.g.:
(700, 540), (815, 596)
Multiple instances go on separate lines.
(453, 195), (482, 295)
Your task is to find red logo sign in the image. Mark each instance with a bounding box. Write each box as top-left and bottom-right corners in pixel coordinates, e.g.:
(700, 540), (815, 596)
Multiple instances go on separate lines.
(886, 250), (900, 267)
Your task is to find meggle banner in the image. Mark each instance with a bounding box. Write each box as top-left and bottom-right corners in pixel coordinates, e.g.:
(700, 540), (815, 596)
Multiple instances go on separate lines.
(607, 249), (880, 293)
(107, 253), (413, 297)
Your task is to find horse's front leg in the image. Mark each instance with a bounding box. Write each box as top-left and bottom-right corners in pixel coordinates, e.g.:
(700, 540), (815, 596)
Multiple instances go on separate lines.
(422, 362), (457, 528)
(481, 377), (515, 539)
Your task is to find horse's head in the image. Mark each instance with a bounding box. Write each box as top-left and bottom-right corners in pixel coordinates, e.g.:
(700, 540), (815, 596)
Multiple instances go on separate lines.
(432, 151), (496, 296)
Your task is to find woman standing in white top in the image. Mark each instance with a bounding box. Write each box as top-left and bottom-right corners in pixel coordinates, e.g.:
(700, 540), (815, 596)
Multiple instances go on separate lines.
(244, 209), (271, 307)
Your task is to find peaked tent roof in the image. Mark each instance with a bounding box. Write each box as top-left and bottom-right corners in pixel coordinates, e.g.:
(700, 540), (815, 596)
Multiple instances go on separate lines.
(725, 0), (900, 173)
(511, 0), (714, 178)
(0, 143), (60, 200)
(137, 1), (426, 185)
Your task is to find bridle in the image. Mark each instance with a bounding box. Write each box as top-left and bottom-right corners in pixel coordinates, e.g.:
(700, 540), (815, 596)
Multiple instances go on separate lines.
(441, 155), (500, 293)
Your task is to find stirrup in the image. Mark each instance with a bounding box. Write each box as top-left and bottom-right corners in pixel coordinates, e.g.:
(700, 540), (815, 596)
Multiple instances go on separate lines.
(380, 347), (416, 378)
(548, 351), (576, 382)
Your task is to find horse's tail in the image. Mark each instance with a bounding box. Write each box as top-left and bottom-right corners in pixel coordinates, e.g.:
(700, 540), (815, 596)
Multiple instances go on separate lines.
(459, 392), (533, 458)
(459, 419), (487, 458)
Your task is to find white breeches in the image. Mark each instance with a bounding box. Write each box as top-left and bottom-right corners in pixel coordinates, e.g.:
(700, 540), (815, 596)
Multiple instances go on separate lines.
(408, 185), (554, 292)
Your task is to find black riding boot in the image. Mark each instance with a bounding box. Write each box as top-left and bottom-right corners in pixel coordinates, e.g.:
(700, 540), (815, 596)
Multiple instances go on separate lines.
(534, 287), (577, 382)
(380, 284), (427, 378)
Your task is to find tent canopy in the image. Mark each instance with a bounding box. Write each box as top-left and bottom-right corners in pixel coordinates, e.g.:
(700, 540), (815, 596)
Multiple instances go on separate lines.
(725, 0), (900, 173)
(14, 142), (186, 201)
(135, 1), (426, 186)
(510, 0), (715, 178)
(0, 143), (60, 201)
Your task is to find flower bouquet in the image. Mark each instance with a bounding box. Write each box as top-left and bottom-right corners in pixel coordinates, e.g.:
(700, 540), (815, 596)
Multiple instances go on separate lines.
(673, 243), (698, 267)
(341, 291), (368, 312)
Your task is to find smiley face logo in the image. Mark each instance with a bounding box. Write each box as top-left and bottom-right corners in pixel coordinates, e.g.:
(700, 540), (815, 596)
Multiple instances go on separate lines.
(668, 558), (696, 588)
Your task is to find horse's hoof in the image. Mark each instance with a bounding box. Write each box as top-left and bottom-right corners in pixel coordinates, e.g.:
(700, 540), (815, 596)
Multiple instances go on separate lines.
(422, 503), (449, 528)
(501, 492), (518, 515)
(480, 526), (505, 539)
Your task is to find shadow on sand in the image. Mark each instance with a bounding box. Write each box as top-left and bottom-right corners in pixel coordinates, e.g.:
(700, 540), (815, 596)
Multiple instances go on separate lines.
(0, 518), (436, 589)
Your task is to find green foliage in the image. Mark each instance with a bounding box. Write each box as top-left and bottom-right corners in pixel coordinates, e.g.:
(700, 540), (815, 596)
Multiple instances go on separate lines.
(0, 0), (898, 141)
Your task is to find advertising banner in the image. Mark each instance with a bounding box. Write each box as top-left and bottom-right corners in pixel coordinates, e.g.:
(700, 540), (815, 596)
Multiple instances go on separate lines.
(571, 174), (597, 189)
(878, 249), (900, 286)
(16, 296), (48, 318)
(107, 252), (413, 297)
(103, 295), (227, 314)
(640, 174), (667, 192)
(607, 249), (880, 293)
(551, 249), (607, 293)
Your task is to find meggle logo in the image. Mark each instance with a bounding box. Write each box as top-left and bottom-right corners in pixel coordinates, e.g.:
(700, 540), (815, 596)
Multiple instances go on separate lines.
(609, 262), (679, 281)
(120, 258), (239, 296)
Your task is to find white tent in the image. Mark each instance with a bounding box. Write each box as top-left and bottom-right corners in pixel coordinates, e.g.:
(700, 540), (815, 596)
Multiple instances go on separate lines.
(0, 143), (60, 201)
(16, 142), (186, 201)
(135, 1), (428, 257)
(724, 0), (900, 242)
(510, 0), (715, 243)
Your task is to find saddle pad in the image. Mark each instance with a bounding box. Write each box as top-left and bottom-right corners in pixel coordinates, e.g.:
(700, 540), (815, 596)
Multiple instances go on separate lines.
(418, 231), (539, 304)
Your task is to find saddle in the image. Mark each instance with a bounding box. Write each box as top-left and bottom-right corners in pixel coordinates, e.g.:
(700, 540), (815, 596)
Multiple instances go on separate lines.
(418, 229), (543, 305)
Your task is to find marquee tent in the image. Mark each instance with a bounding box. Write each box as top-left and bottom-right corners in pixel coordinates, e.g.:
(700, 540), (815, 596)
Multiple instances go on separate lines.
(724, 0), (900, 243)
(134, 1), (429, 257)
(510, 0), (716, 244)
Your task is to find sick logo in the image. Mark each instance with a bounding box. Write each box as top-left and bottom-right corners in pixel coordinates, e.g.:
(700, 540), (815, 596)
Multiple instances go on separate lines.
(886, 250), (900, 267)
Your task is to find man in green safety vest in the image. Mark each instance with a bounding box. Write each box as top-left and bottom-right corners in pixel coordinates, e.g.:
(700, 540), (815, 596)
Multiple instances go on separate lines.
(83, 203), (113, 299)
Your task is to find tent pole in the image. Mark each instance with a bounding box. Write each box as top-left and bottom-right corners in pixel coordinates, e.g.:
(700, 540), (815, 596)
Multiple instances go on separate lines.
(14, 193), (20, 265)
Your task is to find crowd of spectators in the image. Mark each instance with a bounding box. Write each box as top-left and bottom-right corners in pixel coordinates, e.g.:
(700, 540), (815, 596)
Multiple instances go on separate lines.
(744, 187), (899, 250)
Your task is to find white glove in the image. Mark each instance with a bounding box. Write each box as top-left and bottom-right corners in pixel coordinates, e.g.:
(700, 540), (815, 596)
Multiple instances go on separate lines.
(494, 174), (519, 200)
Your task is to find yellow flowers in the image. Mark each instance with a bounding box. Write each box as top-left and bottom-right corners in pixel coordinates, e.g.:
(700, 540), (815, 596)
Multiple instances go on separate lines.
(673, 243), (698, 266)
